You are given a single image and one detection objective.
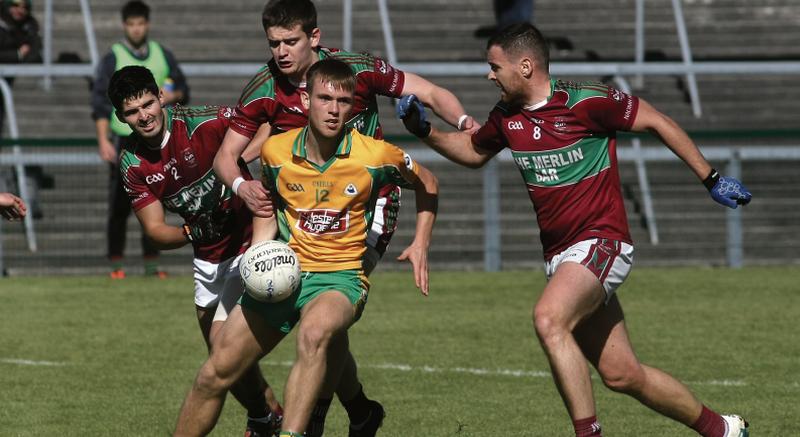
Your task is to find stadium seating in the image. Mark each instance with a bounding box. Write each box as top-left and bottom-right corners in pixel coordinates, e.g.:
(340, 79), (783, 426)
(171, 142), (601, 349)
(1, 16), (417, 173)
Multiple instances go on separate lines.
(2, 0), (799, 274)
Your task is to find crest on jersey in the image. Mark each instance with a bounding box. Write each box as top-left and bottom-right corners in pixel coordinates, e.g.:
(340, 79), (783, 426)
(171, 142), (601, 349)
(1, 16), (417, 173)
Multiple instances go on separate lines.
(182, 148), (198, 168)
(377, 59), (389, 75)
(344, 183), (358, 197)
(553, 117), (569, 132)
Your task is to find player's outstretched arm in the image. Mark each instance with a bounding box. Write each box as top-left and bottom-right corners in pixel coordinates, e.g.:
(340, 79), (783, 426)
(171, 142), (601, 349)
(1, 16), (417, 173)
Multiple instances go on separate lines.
(213, 128), (273, 218)
(397, 163), (438, 296)
(134, 202), (191, 250)
(402, 72), (480, 133)
(0, 192), (27, 220)
(631, 98), (752, 208)
(397, 95), (494, 169)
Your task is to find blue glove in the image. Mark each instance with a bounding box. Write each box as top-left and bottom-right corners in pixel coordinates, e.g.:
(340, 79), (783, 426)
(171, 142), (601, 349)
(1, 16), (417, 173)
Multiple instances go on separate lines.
(396, 95), (431, 138)
(703, 169), (752, 209)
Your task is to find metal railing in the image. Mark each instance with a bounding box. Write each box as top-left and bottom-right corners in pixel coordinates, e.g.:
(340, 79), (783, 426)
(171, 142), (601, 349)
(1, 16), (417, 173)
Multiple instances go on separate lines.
(2, 143), (797, 273)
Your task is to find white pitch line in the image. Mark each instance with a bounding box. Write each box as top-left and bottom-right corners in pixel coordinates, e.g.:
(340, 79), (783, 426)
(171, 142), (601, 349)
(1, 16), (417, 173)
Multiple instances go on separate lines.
(0, 357), (758, 387)
(368, 362), (552, 378)
(691, 379), (747, 387)
(263, 360), (550, 378)
(0, 358), (68, 366)
(262, 360), (748, 386)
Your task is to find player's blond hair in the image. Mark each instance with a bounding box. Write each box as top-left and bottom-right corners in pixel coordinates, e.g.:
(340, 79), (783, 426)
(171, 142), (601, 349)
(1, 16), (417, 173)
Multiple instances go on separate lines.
(306, 59), (356, 95)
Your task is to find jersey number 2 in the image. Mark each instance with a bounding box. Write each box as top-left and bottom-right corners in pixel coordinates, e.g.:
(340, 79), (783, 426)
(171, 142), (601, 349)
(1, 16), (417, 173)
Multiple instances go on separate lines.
(316, 189), (330, 203)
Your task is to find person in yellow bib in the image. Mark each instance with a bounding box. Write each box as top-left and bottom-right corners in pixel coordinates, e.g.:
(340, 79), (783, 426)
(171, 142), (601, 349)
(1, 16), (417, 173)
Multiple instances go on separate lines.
(90, 1), (189, 278)
(174, 59), (439, 437)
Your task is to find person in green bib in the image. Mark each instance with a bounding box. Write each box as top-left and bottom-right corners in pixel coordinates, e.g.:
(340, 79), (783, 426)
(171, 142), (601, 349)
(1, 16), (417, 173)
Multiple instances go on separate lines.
(90, 0), (189, 279)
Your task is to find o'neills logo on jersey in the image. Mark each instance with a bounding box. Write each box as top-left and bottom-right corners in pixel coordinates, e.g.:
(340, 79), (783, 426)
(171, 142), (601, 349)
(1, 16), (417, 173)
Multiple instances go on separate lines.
(296, 208), (350, 235)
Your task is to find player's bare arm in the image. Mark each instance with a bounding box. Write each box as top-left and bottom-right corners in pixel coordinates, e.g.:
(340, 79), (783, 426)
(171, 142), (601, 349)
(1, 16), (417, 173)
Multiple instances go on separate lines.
(398, 95), (494, 168)
(429, 128), (495, 169)
(396, 162), (438, 296)
(133, 202), (190, 250)
(213, 128), (273, 218)
(251, 215), (278, 245)
(241, 123), (272, 164)
(632, 97), (752, 209)
(630, 98), (712, 180)
(213, 128), (254, 185)
(402, 72), (480, 133)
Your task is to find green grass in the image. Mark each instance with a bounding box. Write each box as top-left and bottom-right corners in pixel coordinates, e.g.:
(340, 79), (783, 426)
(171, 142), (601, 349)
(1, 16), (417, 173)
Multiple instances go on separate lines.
(0, 267), (797, 436)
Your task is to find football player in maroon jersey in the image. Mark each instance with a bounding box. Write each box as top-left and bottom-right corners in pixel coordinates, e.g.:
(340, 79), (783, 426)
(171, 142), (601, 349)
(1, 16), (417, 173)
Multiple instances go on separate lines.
(108, 65), (282, 437)
(398, 23), (750, 437)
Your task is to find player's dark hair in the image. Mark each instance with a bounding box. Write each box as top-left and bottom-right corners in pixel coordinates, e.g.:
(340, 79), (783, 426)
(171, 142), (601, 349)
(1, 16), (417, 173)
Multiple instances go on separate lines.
(262, 0), (317, 34)
(121, 0), (149, 21)
(488, 23), (550, 72)
(306, 59), (356, 95)
(107, 65), (159, 111)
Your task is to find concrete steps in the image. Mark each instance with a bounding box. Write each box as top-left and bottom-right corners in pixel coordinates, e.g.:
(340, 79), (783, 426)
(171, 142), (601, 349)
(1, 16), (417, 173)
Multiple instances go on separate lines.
(3, 0), (800, 274)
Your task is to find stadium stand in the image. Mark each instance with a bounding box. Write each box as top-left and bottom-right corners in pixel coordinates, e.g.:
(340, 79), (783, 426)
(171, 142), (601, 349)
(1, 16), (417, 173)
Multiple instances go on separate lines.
(1, 0), (799, 274)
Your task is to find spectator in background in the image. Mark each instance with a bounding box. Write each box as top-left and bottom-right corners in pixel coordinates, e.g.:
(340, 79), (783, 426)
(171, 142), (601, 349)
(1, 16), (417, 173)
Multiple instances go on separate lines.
(0, 0), (46, 219)
(0, 0), (40, 120)
(474, 0), (533, 38)
(0, 191), (26, 220)
(91, 0), (189, 279)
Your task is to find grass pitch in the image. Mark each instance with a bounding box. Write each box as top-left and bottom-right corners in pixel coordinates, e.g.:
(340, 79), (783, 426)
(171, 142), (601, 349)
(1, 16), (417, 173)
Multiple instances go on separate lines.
(0, 267), (797, 436)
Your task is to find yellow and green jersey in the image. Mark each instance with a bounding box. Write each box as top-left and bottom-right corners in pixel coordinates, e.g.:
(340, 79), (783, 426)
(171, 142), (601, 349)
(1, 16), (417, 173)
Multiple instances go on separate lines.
(261, 127), (421, 273)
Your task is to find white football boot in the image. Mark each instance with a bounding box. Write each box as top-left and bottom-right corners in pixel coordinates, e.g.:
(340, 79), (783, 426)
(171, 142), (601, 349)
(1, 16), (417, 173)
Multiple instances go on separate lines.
(721, 414), (749, 437)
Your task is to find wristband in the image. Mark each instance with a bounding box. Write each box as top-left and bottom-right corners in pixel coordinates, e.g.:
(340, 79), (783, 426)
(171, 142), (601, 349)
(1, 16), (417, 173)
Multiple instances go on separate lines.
(232, 176), (245, 195)
(702, 168), (720, 192)
(457, 114), (469, 131)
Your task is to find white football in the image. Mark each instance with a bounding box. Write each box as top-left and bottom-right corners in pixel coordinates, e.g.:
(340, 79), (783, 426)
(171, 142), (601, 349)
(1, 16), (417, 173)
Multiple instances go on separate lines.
(239, 240), (301, 303)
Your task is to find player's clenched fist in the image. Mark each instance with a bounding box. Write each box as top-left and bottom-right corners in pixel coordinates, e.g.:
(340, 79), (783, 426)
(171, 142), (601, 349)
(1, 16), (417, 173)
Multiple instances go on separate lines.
(236, 179), (274, 218)
(703, 169), (753, 209)
(396, 95), (431, 138)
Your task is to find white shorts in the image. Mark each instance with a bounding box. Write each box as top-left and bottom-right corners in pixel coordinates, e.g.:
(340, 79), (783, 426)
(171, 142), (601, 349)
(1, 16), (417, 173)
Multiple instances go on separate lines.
(544, 238), (634, 301)
(193, 254), (245, 322)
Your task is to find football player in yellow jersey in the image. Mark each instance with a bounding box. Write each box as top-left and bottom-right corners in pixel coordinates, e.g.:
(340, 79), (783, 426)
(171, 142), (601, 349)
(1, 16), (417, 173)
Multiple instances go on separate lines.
(174, 59), (438, 437)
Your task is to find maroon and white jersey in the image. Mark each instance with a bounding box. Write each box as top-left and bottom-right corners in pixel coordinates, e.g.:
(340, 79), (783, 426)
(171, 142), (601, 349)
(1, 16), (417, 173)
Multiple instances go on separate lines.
(230, 47), (405, 139)
(120, 105), (253, 263)
(473, 79), (639, 260)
